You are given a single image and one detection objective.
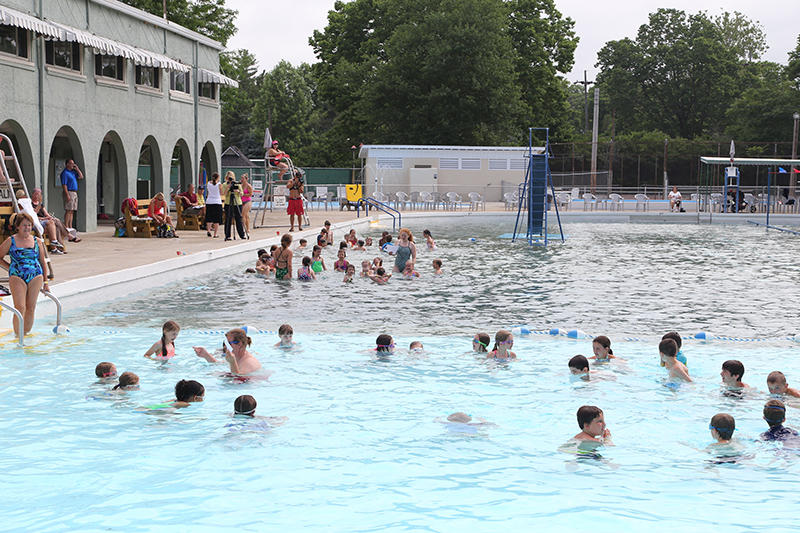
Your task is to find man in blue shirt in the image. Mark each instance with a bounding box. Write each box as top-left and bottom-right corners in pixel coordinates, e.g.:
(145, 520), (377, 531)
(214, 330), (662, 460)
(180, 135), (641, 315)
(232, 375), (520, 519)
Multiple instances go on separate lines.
(60, 159), (82, 230)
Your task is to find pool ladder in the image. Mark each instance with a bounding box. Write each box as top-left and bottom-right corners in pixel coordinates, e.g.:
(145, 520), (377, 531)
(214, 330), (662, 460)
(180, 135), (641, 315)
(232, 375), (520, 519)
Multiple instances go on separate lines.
(0, 290), (66, 347)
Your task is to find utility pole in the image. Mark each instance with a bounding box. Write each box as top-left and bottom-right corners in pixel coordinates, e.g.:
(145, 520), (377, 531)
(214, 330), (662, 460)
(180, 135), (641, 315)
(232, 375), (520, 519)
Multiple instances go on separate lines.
(608, 110), (615, 195)
(792, 112), (799, 197)
(590, 88), (599, 193)
(575, 70), (594, 134)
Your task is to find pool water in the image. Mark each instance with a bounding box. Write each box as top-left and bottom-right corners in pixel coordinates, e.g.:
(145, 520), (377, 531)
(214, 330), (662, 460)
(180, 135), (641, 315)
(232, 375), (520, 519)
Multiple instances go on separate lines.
(69, 219), (800, 339)
(3, 219), (800, 530)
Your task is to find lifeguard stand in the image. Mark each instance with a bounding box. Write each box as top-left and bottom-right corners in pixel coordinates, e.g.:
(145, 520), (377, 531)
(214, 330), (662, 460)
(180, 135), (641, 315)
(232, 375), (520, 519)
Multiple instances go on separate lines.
(722, 166), (740, 213)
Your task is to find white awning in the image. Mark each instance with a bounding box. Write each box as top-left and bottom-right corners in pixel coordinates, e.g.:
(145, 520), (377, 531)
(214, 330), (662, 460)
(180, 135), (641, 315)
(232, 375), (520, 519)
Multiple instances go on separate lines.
(198, 68), (239, 88)
(49, 21), (191, 73)
(0, 6), (61, 39)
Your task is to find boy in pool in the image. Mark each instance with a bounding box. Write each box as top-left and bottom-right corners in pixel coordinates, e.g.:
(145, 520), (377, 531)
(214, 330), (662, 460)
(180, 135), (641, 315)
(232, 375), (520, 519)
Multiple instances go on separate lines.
(661, 332), (687, 365)
(409, 341), (423, 351)
(761, 399), (800, 443)
(432, 258), (443, 275)
(296, 238), (307, 251)
(573, 405), (613, 445)
(659, 338), (691, 382)
(232, 394), (288, 425)
(708, 413), (736, 446)
(95, 362), (117, 381)
(568, 355), (592, 380)
(767, 371), (800, 398)
(720, 360), (750, 390)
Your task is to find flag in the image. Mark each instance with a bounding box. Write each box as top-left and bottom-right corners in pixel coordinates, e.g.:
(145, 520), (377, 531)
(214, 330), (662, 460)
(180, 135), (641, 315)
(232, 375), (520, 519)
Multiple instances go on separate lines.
(263, 128), (272, 151)
(779, 167), (788, 173)
(729, 140), (735, 163)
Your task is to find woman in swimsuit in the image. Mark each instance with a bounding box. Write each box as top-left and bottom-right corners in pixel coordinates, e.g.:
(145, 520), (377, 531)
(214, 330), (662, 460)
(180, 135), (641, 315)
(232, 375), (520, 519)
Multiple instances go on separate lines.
(297, 256), (316, 281)
(286, 170), (304, 232)
(148, 192), (176, 233)
(392, 228), (417, 273)
(273, 233), (293, 280)
(0, 213), (48, 337)
(194, 328), (262, 375)
(240, 174), (254, 239)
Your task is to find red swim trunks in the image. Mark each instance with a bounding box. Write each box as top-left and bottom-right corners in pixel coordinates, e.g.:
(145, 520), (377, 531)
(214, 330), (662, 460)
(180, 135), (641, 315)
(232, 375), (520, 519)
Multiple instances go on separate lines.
(287, 197), (304, 216)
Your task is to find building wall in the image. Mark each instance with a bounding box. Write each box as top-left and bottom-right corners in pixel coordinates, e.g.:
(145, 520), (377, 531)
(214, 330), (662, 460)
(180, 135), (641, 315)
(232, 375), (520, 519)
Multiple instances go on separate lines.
(0, 0), (225, 231)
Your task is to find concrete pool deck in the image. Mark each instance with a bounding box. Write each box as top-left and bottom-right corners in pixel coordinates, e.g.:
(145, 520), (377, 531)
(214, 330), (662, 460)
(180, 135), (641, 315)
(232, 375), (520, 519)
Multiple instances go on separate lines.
(12, 198), (799, 323)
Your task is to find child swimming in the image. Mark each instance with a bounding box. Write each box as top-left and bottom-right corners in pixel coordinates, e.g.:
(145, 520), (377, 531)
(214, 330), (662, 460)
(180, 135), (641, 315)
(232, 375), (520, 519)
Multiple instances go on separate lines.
(472, 332), (490, 353)
(708, 413), (736, 446)
(487, 330), (516, 360)
(422, 229), (436, 250)
(172, 379), (204, 408)
(144, 320), (180, 359)
(343, 264), (356, 283)
(333, 249), (349, 272)
(402, 261), (421, 278)
(409, 341), (423, 351)
(659, 338), (691, 382)
(376, 334), (394, 354)
(360, 260), (371, 278)
(112, 372), (139, 391)
(275, 324), (297, 348)
(573, 405), (613, 445)
(720, 360), (750, 390)
(368, 267), (391, 285)
(767, 371), (800, 398)
(311, 245), (326, 272)
(589, 335), (622, 362)
(95, 362), (117, 381)
(297, 256), (316, 281)
(761, 399), (800, 443)
(432, 258), (443, 275)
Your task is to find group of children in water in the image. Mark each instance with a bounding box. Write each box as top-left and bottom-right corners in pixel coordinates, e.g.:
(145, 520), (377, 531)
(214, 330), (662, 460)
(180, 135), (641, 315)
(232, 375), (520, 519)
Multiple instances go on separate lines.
(246, 223), (443, 283)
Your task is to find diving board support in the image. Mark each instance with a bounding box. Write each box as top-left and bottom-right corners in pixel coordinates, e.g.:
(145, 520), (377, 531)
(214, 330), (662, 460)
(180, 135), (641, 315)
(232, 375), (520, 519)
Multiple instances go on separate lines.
(0, 299), (24, 346)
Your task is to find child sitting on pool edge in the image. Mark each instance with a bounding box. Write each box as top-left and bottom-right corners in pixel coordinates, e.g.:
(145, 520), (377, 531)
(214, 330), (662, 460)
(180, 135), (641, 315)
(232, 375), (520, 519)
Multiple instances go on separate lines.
(573, 405), (613, 445)
(659, 338), (691, 382)
(767, 371), (800, 398)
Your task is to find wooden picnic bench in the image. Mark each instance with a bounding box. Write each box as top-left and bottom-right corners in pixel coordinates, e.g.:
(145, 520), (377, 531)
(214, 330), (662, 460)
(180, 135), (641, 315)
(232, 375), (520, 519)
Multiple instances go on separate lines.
(122, 199), (156, 238)
(175, 197), (204, 230)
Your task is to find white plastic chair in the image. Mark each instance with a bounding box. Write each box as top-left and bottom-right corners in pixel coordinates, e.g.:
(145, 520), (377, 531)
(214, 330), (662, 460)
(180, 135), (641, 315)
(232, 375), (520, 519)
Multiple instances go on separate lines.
(320, 191), (335, 211)
(503, 192), (518, 211)
(556, 192), (571, 211)
(709, 193), (723, 212)
(445, 192), (463, 211)
(372, 191), (388, 204)
(609, 193), (624, 211)
(303, 190), (315, 211)
(468, 192), (484, 211)
(418, 191), (433, 210)
(395, 191), (412, 211)
(634, 193), (649, 212)
(409, 191), (421, 210)
(582, 193), (596, 211)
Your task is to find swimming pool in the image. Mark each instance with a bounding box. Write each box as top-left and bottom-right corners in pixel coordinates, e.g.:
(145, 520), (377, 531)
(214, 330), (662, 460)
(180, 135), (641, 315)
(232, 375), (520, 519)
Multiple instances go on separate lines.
(3, 219), (800, 530)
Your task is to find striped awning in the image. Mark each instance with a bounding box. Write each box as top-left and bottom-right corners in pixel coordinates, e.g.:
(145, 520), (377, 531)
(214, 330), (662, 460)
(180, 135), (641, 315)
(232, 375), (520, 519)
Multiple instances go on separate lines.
(0, 6), (61, 39)
(198, 68), (239, 88)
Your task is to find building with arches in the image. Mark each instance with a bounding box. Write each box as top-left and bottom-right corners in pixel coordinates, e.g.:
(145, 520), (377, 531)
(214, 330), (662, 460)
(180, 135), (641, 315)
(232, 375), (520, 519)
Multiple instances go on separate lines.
(0, 0), (237, 231)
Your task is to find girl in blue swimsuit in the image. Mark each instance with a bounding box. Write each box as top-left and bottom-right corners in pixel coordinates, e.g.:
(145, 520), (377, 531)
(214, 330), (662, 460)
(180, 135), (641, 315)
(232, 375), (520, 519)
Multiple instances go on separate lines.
(0, 213), (48, 337)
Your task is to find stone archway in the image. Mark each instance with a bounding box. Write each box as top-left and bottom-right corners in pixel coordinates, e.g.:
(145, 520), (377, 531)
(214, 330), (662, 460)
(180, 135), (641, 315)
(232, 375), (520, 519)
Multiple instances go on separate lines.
(137, 136), (162, 200)
(47, 126), (84, 230)
(0, 120), (35, 191)
(97, 130), (127, 219)
(200, 141), (218, 186)
(170, 138), (192, 195)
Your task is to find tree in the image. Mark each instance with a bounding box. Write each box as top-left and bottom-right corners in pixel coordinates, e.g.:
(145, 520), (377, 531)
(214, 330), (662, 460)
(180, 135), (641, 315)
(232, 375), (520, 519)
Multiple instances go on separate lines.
(713, 10), (768, 62)
(220, 50), (263, 158)
(787, 35), (800, 87)
(596, 9), (740, 139)
(310, 0), (576, 152)
(119, 0), (237, 45)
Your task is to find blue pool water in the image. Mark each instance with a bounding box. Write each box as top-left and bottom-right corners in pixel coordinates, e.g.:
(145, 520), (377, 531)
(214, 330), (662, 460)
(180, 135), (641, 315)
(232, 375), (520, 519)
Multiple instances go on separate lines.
(2, 220), (800, 530)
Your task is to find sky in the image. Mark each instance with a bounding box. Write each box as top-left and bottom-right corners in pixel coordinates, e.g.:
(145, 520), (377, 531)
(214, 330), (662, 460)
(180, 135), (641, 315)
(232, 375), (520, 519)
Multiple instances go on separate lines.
(225, 0), (798, 81)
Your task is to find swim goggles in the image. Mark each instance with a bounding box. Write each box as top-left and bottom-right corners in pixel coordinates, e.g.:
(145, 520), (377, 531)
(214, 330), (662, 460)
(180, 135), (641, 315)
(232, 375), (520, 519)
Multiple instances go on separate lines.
(709, 424), (736, 432)
(377, 344), (395, 349)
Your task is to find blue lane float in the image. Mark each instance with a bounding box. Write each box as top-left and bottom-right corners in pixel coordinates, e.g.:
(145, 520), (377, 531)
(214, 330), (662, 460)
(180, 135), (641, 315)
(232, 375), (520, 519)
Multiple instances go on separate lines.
(549, 328), (567, 336)
(694, 332), (714, 340)
(567, 329), (588, 340)
(511, 326), (531, 336)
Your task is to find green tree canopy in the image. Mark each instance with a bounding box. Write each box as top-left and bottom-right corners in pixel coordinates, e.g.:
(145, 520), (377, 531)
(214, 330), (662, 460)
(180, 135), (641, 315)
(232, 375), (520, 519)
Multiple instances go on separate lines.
(596, 9), (740, 139)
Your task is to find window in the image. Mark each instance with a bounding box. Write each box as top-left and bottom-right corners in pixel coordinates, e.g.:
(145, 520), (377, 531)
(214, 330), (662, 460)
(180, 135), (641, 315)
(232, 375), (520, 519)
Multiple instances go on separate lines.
(170, 71), (190, 94)
(461, 158), (480, 170)
(376, 157), (402, 169)
(95, 54), (124, 81)
(198, 82), (216, 100)
(439, 158), (459, 170)
(488, 159), (508, 170)
(0, 26), (29, 59)
(45, 41), (82, 72)
(135, 65), (160, 89)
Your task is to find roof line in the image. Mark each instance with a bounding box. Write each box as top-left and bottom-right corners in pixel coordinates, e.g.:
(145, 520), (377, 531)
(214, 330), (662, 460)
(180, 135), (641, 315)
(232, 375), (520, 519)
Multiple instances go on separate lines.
(88, 0), (225, 51)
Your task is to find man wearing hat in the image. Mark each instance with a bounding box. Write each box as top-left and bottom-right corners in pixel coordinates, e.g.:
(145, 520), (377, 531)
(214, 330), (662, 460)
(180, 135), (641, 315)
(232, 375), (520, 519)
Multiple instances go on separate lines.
(267, 140), (290, 180)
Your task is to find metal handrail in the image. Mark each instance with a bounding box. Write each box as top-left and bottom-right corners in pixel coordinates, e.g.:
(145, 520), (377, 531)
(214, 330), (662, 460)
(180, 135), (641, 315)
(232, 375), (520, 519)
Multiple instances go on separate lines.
(41, 290), (62, 328)
(0, 299), (24, 347)
(359, 198), (401, 231)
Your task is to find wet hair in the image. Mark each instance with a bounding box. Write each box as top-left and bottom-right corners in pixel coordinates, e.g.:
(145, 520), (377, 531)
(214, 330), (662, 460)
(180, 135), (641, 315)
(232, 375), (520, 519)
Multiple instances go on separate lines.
(659, 338), (678, 358)
(568, 355), (590, 371)
(312, 245), (322, 255)
(228, 328), (252, 347)
(281, 233), (293, 248)
(373, 257), (383, 266)
(278, 324), (293, 336)
(768, 371), (787, 385)
(95, 362), (116, 378)
(491, 330), (512, 352)
(722, 360), (745, 380)
(710, 413), (735, 440)
(376, 334), (394, 353)
(577, 405), (603, 430)
(447, 412), (471, 423)
(257, 248), (266, 257)
(376, 267), (386, 276)
(175, 379), (204, 402)
(473, 332), (491, 353)
(662, 332), (682, 350)
(299, 239), (307, 245)
(433, 259), (442, 268)
(338, 249), (346, 257)
(160, 320), (180, 358)
(399, 228), (414, 242)
(593, 335), (613, 355)
(270, 244), (278, 252)
(423, 229), (431, 237)
(346, 264), (356, 273)
(764, 399), (786, 427)
(339, 241), (348, 249)
(357, 240), (364, 246)
(113, 372), (139, 390)
(409, 341), (423, 350)
(302, 256), (312, 267)
(234, 395), (257, 416)
(384, 235), (393, 243)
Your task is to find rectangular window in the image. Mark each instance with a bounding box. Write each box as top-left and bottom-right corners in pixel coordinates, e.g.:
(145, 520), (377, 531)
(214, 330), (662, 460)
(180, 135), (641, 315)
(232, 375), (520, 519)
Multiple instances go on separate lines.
(135, 65), (160, 89)
(376, 157), (403, 169)
(170, 71), (190, 94)
(461, 158), (480, 170)
(45, 41), (82, 72)
(0, 26), (28, 59)
(510, 159), (527, 170)
(439, 158), (459, 170)
(488, 159), (508, 170)
(198, 82), (216, 100)
(94, 54), (124, 81)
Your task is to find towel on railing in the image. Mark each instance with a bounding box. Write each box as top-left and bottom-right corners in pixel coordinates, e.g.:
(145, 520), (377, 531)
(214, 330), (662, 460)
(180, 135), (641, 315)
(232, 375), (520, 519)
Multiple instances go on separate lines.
(121, 198), (138, 215)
